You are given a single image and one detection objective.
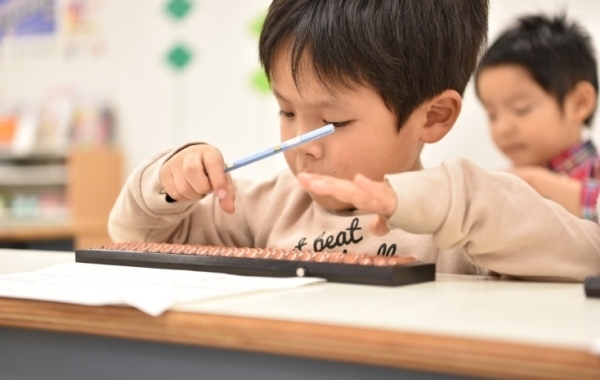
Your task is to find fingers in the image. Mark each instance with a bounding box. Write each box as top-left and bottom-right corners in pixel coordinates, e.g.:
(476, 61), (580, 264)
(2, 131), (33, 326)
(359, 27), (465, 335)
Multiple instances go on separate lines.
(161, 165), (197, 202)
(219, 173), (236, 214)
(369, 215), (391, 237)
(159, 145), (236, 212)
(202, 150), (236, 213)
(298, 172), (396, 237)
(297, 172), (397, 218)
(179, 153), (211, 198)
(297, 173), (396, 236)
(352, 173), (397, 217)
(202, 149), (227, 195)
(297, 172), (372, 206)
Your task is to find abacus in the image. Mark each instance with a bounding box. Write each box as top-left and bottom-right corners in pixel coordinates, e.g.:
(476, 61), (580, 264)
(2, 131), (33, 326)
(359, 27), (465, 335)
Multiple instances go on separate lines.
(75, 242), (435, 286)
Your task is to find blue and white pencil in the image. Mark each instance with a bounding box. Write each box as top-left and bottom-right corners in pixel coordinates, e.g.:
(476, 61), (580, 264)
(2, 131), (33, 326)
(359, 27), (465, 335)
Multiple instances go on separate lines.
(223, 124), (335, 172)
(164, 124), (335, 202)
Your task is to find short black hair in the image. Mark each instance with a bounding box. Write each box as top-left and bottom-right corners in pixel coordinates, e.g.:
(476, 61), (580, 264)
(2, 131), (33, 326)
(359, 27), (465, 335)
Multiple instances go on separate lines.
(259, 0), (489, 129)
(476, 14), (598, 126)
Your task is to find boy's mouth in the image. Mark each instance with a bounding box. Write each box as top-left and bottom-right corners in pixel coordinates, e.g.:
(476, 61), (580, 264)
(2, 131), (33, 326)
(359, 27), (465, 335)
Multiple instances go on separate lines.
(503, 143), (527, 155)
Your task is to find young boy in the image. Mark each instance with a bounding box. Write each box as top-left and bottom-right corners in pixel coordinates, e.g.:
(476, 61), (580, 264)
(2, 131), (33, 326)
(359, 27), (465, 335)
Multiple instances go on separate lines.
(109, 0), (600, 282)
(475, 14), (600, 222)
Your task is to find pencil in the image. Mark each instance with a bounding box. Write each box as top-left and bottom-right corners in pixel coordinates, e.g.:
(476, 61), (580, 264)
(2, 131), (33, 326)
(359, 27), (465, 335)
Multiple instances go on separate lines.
(224, 124), (335, 172)
(163, 124), (335, 202)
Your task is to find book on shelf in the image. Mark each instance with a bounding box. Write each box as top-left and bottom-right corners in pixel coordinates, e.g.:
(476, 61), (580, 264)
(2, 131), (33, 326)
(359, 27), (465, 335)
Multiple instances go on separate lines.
(0, 88), (116, 158)
(0, 163), (67, 186)
(0, 189), (68, 226)
(0, 88), (119, 231)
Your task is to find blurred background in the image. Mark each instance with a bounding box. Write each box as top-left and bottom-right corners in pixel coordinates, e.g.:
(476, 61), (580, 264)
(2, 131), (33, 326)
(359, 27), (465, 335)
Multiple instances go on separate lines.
(0, 0), (599, 250)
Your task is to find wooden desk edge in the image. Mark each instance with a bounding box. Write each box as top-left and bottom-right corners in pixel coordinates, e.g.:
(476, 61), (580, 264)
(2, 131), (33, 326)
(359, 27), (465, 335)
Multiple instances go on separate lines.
(0, 225), (74, 240)
(0, 219), (107, 240)
(0, 219), (111, 249)
(0, 298), (598, 380)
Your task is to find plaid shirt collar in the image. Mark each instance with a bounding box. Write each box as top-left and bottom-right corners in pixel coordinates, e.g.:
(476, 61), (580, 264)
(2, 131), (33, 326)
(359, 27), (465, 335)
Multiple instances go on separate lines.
(548, 140), (598, 175)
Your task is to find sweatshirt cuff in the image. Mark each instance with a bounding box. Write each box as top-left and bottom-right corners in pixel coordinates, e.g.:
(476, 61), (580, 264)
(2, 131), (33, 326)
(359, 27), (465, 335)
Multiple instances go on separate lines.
(384, 164), (452, 235)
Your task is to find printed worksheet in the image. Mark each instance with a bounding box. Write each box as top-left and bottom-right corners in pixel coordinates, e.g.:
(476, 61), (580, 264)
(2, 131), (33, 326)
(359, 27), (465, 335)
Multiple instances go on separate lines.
(0, 262), (324, 316)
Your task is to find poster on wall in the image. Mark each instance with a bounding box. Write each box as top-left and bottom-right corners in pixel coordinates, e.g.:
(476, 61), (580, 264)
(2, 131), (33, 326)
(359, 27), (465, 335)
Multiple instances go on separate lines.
(0, 0), (57, 59)
(61, 0), (106, 58)
(0, 0), (106, 61)
(0, 0), (56, 40)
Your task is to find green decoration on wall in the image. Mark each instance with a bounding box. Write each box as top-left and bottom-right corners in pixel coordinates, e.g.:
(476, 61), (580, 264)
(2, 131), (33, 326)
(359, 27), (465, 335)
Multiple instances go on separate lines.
(249, 11), (270, 94)
(251, 69), (271, 94)
(165, 0), (193, 20)
(249, 12), (266, 38)
(166, 44), (193, 70)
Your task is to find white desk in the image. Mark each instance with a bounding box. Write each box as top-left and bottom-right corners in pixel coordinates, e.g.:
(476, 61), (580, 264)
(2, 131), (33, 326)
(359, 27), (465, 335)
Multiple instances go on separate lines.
(0, 249), (599, 380)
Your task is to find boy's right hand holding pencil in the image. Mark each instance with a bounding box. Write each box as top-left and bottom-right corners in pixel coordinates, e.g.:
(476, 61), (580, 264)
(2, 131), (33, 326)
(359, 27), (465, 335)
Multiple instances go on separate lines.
(157, 125), (335, 214)
(159, 144), (236, 214)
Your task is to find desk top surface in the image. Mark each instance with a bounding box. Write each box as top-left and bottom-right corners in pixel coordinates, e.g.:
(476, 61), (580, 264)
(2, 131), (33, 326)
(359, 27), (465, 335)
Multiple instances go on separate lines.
(1, 248), (598, 351)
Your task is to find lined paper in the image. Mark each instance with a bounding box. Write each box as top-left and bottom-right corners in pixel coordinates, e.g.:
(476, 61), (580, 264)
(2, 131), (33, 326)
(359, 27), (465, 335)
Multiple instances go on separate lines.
(0, 262), (323, 316)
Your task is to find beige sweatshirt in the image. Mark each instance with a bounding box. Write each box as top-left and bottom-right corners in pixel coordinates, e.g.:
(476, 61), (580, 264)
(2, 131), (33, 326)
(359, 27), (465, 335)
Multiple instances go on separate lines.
(109, 149), (600, 282)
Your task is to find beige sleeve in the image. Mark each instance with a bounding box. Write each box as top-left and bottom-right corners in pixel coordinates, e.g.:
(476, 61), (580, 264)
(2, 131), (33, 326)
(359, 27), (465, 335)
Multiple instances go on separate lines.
(385, 157), (600, 282)
(107, 148), (272, 247)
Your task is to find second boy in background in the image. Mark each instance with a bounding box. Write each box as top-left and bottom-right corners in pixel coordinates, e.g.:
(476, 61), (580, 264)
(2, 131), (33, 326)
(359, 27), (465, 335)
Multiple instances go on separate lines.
(476, 14), (600, 221)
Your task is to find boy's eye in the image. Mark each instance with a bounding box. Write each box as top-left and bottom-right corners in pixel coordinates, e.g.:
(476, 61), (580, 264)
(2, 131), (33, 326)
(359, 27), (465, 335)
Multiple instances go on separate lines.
(514, 106), (532, 116)
(279, 110), (294, 118)
(324, 119), (351, 128)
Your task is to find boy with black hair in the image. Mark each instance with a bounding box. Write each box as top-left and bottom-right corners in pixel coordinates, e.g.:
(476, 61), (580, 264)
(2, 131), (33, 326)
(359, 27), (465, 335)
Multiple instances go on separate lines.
(476, 14), (600, 221)
(109, 0), (600, 281)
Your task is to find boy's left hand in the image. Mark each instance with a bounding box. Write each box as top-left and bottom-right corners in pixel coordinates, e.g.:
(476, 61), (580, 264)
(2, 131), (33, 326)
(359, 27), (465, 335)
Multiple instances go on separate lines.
(510, 166), (582, 217)
(296, 172), (397, 236)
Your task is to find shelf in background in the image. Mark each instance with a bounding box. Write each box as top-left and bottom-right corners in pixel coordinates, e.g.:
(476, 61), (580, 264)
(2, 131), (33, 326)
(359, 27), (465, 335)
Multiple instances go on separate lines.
(0, 163), (67, 186)
(0, 217), (69, 228)
(0, 145), (68, 161)
(0, 147), (123, 249)
(0, 218), (110, 248)
(0, 221), (71, 241)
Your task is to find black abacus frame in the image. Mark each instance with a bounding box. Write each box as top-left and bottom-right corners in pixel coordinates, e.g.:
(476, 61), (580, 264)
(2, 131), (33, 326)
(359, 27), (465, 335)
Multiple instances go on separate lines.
(75, 249), (436, 286)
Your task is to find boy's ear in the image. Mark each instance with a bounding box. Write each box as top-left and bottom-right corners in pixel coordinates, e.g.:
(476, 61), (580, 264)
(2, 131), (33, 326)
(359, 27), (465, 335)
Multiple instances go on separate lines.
(420, 90), (462, 143)
(566, 81), (597, 125)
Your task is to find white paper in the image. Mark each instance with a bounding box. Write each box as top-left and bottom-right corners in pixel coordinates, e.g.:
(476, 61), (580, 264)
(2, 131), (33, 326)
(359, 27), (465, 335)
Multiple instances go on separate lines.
(0, 262), (324, 316)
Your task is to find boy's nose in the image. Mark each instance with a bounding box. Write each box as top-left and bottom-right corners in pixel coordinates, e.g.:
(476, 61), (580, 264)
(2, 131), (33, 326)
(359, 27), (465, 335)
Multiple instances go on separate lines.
(293, 127), (325, 158)
(493, 116), (517, 139)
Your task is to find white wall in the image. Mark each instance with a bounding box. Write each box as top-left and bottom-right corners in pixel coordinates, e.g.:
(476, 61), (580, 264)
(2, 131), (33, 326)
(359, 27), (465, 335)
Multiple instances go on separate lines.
(1, 0), (600, 180)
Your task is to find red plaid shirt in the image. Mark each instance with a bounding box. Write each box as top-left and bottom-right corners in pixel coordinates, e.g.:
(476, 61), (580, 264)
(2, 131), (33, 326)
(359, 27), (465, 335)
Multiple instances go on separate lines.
(548, 140), (600, 222)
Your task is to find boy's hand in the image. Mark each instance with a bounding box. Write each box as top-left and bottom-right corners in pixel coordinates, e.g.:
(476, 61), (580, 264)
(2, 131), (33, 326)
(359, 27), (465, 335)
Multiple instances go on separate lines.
(297, 172), (397, 236)
(159, 144), (235, 213)
(510, 166), (581, 217)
